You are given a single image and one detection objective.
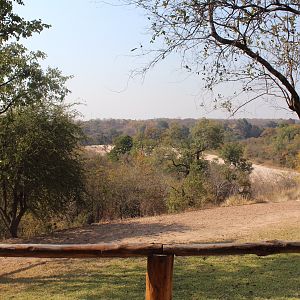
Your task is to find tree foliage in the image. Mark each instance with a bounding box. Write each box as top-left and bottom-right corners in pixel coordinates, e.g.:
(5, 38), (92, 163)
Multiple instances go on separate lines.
(132, 0), (300, 117)
(0, 0), (52, 114)
(150, 119), (252, 211)
(108, 135), (133, 160)
(244, 123), (300, 168)
(157, 119), (223, 176)
(84, 153), (167, 222)
(0, 43), (70, 114)
(0, 103), (84, 237)
(221, 142), (252, 172)
(0, 0), (48, 42)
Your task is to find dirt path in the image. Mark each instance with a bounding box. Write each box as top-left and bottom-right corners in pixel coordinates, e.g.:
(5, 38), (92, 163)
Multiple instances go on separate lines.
(14, 200), (299, 245)
(205, 154), (299, 182)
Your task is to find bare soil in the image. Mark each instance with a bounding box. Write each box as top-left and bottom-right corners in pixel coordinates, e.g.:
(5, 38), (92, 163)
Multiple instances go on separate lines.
(9, 200), (299, 245)
(205, 154), (299, 183)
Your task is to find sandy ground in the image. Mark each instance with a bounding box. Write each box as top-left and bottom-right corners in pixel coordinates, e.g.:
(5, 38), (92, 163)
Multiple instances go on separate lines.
(205, 154), (299, 183)
(6, 200), (297, 245)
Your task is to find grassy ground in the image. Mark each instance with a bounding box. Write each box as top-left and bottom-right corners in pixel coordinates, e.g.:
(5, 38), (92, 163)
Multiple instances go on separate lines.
(0, 255), (299, 299)
(0, 228), (299, 299)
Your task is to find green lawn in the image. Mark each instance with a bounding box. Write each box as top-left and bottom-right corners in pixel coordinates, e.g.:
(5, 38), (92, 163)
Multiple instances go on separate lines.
(0, 254), (299, 299)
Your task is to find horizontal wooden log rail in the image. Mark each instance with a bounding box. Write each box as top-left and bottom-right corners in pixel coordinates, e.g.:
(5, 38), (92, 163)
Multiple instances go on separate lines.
(0, 240), (299, 300)
(0, 243), (162, 258)
(0, 240), (299, 258)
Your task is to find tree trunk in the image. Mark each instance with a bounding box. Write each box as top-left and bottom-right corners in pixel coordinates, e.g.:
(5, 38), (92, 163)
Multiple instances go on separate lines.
(8, 195), (27, 238)
(9, 220), (19, 238)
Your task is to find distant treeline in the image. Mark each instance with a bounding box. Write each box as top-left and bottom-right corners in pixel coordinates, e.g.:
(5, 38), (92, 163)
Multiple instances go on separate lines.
(79, 118), (298, 145)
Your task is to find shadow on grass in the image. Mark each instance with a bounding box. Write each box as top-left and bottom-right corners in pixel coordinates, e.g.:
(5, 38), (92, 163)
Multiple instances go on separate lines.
(0, 258), (146, 300)
(0, 254), (299, 299)
(0, 261), (48, 277)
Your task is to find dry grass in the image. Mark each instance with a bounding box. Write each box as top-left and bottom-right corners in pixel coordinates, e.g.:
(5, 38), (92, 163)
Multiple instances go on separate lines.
(221, 195), (260, 207)
(251, 173), (300, 203)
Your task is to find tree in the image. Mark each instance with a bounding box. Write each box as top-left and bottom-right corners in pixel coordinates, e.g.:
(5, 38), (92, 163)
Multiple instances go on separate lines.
(0, 44), (70, 114)
(220, 142), (252, 173)
(0, 0), (50, 113)
(163, 122), (190, 148)
(153, 119), (223, 177)
(0, 103), (84, 237)
(132, 0), (300, 117)
(109, 135), (133, 160)
(191, 119), (223, 158)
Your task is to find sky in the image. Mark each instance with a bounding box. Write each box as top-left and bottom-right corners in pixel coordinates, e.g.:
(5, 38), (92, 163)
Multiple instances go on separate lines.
(16, 0), (297, 120)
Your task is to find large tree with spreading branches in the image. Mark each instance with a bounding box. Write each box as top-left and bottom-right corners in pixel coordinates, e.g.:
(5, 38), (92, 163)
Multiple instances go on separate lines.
(131, 0), (300, 117)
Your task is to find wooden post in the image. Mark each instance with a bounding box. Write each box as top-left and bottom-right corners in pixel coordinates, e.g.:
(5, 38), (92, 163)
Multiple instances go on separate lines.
(145, 254), (174, 300)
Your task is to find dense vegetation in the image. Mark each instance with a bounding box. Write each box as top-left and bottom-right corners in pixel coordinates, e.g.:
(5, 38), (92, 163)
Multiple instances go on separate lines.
(78, 119), (256, 225)
(81, 117), (300, 169)
(243, 124), (300, 169)
(0, 116), (258, 238)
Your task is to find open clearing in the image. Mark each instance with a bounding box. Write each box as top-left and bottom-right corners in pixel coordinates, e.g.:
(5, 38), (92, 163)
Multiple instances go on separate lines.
(6, 200), (299, 245)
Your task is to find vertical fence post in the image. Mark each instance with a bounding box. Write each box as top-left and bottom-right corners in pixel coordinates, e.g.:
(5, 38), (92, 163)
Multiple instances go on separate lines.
(145, 254), (174, 300)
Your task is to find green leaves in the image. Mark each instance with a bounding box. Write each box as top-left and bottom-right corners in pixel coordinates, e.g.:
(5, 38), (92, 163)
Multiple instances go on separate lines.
(191, 119), (224, 153)
(0, 0), (49, 43)
(0, 43), (70, 114)
(108, 135), (133, 161)
(0, 0), (52, 114)
(0, 102), (84, 237)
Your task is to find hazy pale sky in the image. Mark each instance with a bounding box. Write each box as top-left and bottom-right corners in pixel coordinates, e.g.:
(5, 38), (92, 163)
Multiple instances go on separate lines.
(16, 0), (296, 120)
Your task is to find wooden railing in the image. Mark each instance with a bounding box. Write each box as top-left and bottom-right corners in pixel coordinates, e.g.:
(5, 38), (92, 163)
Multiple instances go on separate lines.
(1, 240), (299, 300)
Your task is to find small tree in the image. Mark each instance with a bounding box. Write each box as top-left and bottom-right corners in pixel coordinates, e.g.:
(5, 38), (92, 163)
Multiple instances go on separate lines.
(191, 119), (223, 159)
(221, 142), (253, 173)
(109, 135), (133, 160)
(0, 103), (84, 237)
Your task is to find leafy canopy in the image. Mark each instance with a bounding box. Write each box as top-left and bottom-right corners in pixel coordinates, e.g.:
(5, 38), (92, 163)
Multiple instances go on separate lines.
(0, 0), (51, 113)
(0, 102), (84, 237)
(0, 0), (48, 42)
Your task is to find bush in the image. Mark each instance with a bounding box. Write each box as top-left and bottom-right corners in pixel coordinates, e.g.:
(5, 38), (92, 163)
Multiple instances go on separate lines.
(84, 152), (167, 222)
(167, 160), (252, 212)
